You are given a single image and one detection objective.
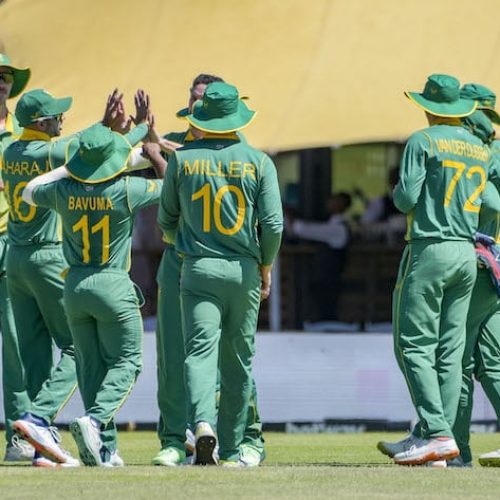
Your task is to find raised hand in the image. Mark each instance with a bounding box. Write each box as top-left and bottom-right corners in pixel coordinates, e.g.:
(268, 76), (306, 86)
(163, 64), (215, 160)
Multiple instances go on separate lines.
(132, 89), (150, 125)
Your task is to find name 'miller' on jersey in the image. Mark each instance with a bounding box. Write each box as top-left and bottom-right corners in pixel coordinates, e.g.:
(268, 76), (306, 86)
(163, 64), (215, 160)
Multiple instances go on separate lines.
(67, 196), (114, 211)
(183, 159), (257, 180)
(3, 160), (51, 176)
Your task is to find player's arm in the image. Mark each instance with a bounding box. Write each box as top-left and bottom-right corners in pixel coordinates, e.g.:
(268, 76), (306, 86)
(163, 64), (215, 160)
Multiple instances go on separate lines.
(126, 176), (163, 214)
(157, 153), (181, 244)
(256, 155), (284, 298)
(393, 133), (428, 214)
(22, 166), (67, 207)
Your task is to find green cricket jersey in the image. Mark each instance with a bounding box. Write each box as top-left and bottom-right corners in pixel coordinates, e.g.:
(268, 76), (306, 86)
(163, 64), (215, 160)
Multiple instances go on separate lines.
(2, 129), (68, 245)
(0, 112), (23, 235)
(2, 123), (149, 247)
(32, 175), (162, 270)
(480, 140), (500, 243)
(394, 123), (493, 241)
(158, 132), (283, 265)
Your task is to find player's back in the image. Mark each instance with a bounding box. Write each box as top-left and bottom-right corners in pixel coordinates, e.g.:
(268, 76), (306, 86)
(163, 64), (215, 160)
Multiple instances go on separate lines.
(404, 124), (490, 241)
(2, 139), (59, 245)
(47, 176), (161, 270)
(172, 137), (272, 261)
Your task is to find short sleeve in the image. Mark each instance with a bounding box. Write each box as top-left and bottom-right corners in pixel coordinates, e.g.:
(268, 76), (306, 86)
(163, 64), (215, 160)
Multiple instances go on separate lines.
(32, 182), (58, 209)
(126, 177), (163, 214)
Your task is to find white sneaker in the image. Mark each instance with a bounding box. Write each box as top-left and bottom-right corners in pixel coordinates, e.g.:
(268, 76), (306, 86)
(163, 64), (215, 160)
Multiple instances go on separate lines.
(194, 422), (218, 465)
(13, 419), (79, 466)
(479, 449), (500, 467)
(393, 437), (459, 466)
(425, 460), (447, 468)
(70, 416), (103, 467)
(377, 434), (419, 458)
(239, 444), (265, 467)
(32, 454), (80, 468)
(4, 436), (35, 462)
(151, 447), (185, 467)
(101, 450), (125, 468)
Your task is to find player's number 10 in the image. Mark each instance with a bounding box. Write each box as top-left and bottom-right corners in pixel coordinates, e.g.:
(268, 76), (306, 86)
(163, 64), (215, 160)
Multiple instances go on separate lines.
(192, 183), (245, 235)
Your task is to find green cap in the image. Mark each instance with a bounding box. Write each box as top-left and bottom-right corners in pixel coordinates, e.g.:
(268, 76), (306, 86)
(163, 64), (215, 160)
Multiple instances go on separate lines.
(0, 53), (31, 98)
(15, 89), (72, 126)
(185, 82), (256, 133)
(66, 123), (131, 184)
(405, 74), (477, 118)
(460, 83), (500, 125)
(462, 110), (495, 145)
(176, 95), (249, 120)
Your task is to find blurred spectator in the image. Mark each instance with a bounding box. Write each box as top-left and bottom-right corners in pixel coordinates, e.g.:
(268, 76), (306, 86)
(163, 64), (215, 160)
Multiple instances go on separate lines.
(360, 166), (400, 224)
(288, 192), (352, 321)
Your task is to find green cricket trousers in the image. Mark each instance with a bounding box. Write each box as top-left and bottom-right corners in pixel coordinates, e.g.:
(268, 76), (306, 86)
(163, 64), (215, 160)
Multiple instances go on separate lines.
(454, 268), (500, 463)
(6, 243), (77, 423)
(181, 256), (261, 462)
(0, 233), (30, 443)
(393, 240), (476, 439)
(64, 267), (143, 453)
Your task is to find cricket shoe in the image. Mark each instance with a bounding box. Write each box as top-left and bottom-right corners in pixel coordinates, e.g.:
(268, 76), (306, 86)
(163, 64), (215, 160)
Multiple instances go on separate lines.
(377, 434), (419, 458)
(3, 435), (35, 462)
(13, 416), (79, 466)
(479, 449), (500, 467)
(425, 460), (447, 468)
(32, 451), (80, 468)
(220, 460), (242, 468)
(393, 437), (459, 466)
(151, 447), (186, 467)
(447, 456), (472, 468)
(239, 443), (266, 467)
(101, 450), (125, 468)
(194, 422), (218, 465)
(70, 416), (103, 466)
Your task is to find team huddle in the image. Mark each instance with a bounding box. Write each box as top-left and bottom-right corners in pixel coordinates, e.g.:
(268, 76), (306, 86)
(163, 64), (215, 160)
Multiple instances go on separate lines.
(2, 52), (500, 470)
(0, 54), (283, 467)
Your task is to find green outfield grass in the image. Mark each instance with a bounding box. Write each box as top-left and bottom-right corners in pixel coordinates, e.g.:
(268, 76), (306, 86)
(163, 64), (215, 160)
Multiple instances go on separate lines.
(2, 432), (500, 499)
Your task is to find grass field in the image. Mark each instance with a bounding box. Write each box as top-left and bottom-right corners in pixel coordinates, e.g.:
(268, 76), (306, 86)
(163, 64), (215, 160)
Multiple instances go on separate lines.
(2, 432), (500, 499)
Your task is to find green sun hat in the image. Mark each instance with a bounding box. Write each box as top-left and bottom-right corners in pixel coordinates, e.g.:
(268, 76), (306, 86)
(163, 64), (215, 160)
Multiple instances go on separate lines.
(462, 110), (495, 144)
(15, 89), (72, 126)
(176, 95), (250, 120)
(185, 82), (256, 133)
(66, 123), (131, 184)
(0, 53), (31, 98)
(405, 74), (477, 118)
(460, 83), (500, 125)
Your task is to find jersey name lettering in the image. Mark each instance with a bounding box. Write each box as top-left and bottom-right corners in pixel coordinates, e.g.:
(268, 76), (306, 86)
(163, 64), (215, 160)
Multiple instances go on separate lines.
(184, 159), (256, 180)
(68, 196), (114, 211)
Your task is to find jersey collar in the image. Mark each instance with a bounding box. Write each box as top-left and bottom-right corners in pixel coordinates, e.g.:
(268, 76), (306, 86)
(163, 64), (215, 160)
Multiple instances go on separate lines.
(19, 128), (52, 142)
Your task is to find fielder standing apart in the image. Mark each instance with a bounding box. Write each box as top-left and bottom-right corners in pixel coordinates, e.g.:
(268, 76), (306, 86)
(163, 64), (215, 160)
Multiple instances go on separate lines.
(379, 74), (497, 466)
(158, 82), (283, 466)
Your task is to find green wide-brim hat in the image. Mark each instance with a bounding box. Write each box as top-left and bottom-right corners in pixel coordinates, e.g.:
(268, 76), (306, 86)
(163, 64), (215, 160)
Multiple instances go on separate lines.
(66, 123), (132, 184)
(0, 53), (31, 98)
(405, 74), (476, 118)
(460, 83), (500, 125)
(185, 82), (256, 133)
(176, 95), (250, 120)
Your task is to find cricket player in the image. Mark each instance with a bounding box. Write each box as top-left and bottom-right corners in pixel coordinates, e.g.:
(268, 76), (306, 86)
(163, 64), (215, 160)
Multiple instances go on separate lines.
(22, 94), (162, 467)
(158, 81), (283, 466)
(379, 74), (500, 466)
(453, 83), (500, 467)
(0, 53), (33, 462)
(4, 89), (80, 467)
(149, 74), (266, 467)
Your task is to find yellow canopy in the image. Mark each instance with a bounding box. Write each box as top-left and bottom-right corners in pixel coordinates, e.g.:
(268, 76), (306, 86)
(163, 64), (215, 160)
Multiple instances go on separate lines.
(1, 0), (500, 151)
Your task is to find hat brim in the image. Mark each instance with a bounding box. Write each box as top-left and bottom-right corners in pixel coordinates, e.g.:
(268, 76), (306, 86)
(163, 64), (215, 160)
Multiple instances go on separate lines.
(176, 97), (249, 121)
(46, 96), (73, 117)
(66, 134), (131, 184)
(1, 65), (31, 98)
(186, 100), (256, 133)
(482, 107), (500, 126)
(405, 91), (477, 118)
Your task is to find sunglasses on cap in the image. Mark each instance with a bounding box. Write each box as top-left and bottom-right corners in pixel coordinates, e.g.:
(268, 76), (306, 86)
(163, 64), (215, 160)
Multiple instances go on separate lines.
(0, 71), (14, 84)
